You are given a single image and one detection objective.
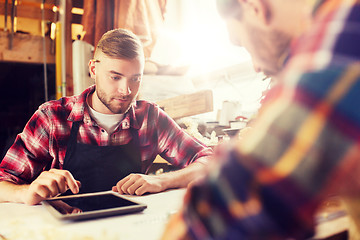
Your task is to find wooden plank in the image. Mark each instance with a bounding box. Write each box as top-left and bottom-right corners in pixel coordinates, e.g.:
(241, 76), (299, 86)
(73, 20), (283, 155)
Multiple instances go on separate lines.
(0, 0), (56, 7)
(156, 90), (213, 119)
(5, 0), (57, 4)
(0, 31), (55, 64)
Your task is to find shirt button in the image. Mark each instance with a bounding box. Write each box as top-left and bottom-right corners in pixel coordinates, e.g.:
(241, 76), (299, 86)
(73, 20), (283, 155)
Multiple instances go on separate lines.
(122, 121), (129, 128)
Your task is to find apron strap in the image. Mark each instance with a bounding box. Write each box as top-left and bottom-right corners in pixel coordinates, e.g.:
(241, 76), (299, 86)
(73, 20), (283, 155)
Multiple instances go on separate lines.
(63, 121), (81, 167)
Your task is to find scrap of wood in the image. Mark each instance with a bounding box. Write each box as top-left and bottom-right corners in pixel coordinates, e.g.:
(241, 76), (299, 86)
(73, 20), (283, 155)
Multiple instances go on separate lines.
(156, 90), (213, 119)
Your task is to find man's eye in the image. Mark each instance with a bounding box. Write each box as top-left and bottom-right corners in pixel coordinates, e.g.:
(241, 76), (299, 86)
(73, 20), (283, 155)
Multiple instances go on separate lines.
(131, 77), (141, 82)
(111, 76), (121, 81)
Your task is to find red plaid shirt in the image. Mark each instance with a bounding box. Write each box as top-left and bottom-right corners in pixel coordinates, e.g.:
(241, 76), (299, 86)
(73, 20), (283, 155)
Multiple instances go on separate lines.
(0, 85), (212, 184)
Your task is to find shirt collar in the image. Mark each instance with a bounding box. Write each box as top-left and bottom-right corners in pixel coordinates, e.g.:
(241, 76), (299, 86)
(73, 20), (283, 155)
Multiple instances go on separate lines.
(124, 101), (140, 130)
(67, 85), (94, 123)
(67, 85), (140, 130)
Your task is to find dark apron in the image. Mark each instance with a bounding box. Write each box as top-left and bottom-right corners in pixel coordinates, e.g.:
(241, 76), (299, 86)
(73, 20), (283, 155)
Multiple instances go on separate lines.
(63, 121), (141, 194)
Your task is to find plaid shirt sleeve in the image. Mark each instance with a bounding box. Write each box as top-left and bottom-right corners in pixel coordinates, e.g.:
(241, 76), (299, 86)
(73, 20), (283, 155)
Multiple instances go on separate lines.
(151, 104), (213, 168)
(0, 107), (53, 184)
(162, 63), (360, 240)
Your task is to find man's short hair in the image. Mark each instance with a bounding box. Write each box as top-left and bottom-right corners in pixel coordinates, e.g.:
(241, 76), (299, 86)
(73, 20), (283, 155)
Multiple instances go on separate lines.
(216, 0), (243, 20)
(95, 28), (144, 61)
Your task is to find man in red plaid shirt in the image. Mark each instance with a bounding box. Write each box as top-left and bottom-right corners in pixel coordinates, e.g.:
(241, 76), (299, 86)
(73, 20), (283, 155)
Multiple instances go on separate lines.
(0, 29), (213, 205)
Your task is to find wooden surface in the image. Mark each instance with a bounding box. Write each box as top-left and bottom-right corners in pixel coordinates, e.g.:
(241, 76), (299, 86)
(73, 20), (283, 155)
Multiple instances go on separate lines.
(156, 90), (213, 119)
(0, 188), (354, 239)
(0, 189), (186, 240)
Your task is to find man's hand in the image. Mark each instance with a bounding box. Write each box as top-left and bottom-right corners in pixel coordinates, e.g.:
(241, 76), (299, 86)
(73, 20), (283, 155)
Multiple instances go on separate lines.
(112, 173), (166, 196)
(112, 162), (209, 196)
(23, 169), (80, 205)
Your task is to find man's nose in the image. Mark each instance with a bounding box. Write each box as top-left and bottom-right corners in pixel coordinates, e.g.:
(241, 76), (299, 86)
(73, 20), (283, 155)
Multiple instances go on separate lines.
(117, 79), (132, 95)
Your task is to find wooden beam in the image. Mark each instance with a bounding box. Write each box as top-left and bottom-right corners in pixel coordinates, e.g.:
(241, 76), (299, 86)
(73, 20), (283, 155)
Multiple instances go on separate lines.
(6, 0), (57, 4)
(0, 31), (55, 64)
(0, 2), (56, 21)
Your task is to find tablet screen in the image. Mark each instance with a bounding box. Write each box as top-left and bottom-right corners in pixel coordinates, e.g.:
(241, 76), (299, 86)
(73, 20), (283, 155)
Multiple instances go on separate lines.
(42, 191), (147, 220)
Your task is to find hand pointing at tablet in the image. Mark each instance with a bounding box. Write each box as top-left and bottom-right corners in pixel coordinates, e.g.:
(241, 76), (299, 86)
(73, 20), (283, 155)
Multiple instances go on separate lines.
(24, 169), (81, 205)
(0, 169), (81, 205)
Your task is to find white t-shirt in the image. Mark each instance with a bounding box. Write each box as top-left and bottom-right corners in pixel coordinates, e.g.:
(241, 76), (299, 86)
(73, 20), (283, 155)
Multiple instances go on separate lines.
(87, 105), (124, 134)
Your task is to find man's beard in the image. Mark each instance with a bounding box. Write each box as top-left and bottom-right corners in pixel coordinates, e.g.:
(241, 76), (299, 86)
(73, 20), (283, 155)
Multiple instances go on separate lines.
(248, 26), (292, 76)
(96, 88), (135, 114)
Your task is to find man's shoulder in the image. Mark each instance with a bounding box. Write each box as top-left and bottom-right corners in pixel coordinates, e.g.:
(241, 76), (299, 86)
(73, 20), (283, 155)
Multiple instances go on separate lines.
(132, 100), (167, 123)
(134, 100), (160, 111)
(290, 63), (359, 90)
(38, 86), (92, 113)
(278, 62), (360, 114)
(38, 95), (78, 116)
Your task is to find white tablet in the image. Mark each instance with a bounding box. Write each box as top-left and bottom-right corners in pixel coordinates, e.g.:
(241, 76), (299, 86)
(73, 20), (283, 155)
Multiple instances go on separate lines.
(42, 191), (147, 221)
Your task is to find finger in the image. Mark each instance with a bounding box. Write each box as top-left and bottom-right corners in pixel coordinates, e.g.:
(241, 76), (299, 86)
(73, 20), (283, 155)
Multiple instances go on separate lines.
(47, 172), (68, 193)
(112, 186), (118, 192)
(120, 175), (140, 194)
(115, 185), (125, 195)
(61, 170), (80, 194)
(35, 175), (61, 197)
(48, 169), (79, 194)
(116, 175), (136, 194)
(116, 175), (131, 188)
(134, 184), (148, 196)
(75, 180), (81, 190)
(126, 180), (143, 195)
(115, 177), (130, 194)
(30, 182), (53, 199)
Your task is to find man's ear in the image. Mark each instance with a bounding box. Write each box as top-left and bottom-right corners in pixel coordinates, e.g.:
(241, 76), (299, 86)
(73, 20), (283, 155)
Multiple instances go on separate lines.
(88, 59), (96, 79)
(238, 0), (271, 25)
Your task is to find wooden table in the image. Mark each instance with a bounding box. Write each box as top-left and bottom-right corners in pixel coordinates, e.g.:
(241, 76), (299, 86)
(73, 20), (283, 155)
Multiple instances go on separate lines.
(0, 188), (352, 240)
(0, 189), (186, 240)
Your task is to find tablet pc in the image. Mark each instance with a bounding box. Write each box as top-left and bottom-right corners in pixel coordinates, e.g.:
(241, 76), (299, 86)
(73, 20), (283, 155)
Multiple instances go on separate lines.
(42, 191), (147, 221)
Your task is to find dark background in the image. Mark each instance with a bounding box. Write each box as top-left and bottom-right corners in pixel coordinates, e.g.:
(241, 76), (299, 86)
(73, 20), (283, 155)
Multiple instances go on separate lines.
(0, 62), (56, 160)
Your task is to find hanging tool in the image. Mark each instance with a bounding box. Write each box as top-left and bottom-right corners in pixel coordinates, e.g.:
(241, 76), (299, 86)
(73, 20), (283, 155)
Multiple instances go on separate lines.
(4, 0), (8, 32)
(41, 0), (49, 102)
(9, 0), (17, 50)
